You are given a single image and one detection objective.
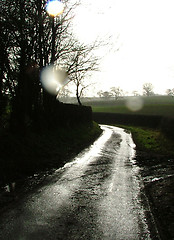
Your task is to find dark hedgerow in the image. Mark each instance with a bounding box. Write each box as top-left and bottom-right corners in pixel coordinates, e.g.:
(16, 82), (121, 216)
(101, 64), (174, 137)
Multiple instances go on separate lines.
(160, 117), (174, 140)
(92, 112), (162, 128)
(0, 121), (102, 186)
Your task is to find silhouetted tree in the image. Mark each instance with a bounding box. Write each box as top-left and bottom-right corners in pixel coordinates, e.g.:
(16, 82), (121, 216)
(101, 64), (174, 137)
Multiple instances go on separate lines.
(97, 90), (103, 98)
(1, 0), (96, 130)
(166, 88), (174, 97)
(66, 41), (99, 105)
(143, 83), (154, 96)
(57, 86), (72, 100)
(132, 90), (140, 96)
(97, 90), (114, 98)
(110, 87), (123, 100)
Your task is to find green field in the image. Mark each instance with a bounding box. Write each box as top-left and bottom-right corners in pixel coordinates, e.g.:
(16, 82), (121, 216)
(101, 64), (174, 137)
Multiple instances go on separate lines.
(84, 96), (174, 117)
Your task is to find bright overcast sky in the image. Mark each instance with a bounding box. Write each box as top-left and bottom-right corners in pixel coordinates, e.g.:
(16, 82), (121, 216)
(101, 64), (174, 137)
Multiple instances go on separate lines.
(72, 0), (174, 95)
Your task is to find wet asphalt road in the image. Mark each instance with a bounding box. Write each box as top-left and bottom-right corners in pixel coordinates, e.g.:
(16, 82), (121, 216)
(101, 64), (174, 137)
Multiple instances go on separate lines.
(0, 125), (152, 239)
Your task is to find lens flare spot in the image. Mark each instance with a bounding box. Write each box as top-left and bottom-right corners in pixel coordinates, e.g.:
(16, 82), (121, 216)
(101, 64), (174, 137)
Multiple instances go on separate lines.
(126, 97), (144, 112)
(40, 65), (68, 95)
(46, 0), (64, 16)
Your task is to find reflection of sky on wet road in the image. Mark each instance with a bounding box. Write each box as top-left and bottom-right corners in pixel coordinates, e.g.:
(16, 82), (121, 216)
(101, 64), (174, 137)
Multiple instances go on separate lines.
(0, 126), (152, 239)
(96, 127), (150, 239)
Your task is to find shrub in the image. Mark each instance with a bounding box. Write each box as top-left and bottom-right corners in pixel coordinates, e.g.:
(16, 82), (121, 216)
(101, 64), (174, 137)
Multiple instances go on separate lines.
(160, 117), (174, 140)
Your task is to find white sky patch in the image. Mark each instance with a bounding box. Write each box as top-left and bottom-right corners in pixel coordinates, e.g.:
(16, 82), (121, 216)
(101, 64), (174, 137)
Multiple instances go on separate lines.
(72, 0), (174, 96)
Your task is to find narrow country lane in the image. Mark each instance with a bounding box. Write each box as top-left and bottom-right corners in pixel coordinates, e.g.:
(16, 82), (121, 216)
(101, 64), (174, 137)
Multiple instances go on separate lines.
(0, 126), (154, 240)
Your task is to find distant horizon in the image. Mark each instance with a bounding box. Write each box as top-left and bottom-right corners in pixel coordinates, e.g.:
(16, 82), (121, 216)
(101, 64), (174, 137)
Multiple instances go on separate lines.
(61, 80), (173, 98)
(58, 93), (173, 100)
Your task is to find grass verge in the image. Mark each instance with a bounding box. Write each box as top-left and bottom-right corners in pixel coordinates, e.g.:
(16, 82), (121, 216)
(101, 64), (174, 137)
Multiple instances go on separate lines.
(0, 121), (102, 185)
(116, 125), (174, 157)
(116, 125), (174, 239)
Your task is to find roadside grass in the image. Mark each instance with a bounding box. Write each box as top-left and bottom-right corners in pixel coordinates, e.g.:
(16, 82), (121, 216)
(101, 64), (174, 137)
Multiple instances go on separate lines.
(116, 125), (174, 157)
(0, 122), (102, 185)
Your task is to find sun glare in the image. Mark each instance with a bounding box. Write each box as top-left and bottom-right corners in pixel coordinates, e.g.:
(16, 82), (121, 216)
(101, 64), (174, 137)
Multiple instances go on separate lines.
(46, 0), (64, 16)
(40, 65), (68, 95)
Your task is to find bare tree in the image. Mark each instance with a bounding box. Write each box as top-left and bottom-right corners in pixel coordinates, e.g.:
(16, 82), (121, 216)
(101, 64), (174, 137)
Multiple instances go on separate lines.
(66, 42), (100, 105)
(110, 87), (123, 100)
(98, 91), (112, 98)
(132, 90), (140, 96)
(143, 83), (154, 96)
(166, 88), (174, 97)
(1, 0), (89, 130)
(1, 0), (108, 131)
(97, 90), (104, 98)
(57, 86), (72, 100)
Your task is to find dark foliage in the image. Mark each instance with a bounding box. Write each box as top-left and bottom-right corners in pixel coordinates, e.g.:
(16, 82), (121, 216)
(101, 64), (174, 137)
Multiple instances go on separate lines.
(93, 112), (174, 141)
(93, 112), (163, 128)
(0, 0), (97, 133)
(160, 117), (174, 140)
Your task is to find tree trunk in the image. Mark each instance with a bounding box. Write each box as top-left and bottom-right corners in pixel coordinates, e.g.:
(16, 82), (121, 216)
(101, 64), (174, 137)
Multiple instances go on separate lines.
(76, 83), (82, 105)
(10, 0), (27, 134)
